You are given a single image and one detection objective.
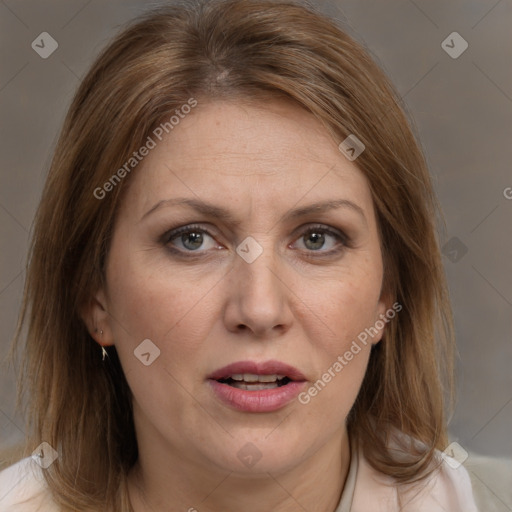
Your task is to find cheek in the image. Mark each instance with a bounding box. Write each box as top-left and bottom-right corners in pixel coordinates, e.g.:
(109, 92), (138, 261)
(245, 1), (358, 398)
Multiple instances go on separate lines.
(105, 243), (222, 370)
(304, 262), (383, 352)
(298, 278), (379, 425)
(295, 257), (383, 417)
(104, 249), (220, 422)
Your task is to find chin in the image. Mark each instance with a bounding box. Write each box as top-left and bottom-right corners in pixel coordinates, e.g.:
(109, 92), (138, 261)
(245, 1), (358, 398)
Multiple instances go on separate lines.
(204, 433), (307, 476)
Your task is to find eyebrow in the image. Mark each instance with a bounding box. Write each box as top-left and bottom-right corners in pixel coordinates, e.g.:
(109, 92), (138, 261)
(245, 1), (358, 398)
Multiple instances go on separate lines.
(141, 197), (241, 224)
(140, 197), (367, 225)
(283, 199), (366, 224)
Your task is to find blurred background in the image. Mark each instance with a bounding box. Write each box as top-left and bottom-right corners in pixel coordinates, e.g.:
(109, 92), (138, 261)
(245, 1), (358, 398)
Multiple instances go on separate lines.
(1, 0), (511, 505)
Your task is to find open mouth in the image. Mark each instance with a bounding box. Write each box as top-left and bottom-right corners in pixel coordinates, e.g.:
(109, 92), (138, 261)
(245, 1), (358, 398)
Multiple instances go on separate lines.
(216, 374), (292, 390)
(208, 361), (307, 412)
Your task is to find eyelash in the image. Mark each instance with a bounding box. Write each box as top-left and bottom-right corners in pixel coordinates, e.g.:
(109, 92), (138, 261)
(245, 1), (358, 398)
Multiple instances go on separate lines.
(160, 223), (349, 258)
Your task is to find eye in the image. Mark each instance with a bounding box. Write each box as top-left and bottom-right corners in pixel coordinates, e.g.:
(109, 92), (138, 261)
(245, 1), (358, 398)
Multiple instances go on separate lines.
(161, 223), (348, 257)
(164, 224), (220, 252)
(291, 224), (347, 255)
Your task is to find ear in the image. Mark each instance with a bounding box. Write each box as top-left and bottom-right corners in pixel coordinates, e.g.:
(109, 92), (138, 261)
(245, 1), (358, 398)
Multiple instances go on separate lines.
(372, 289), (395, 345)
(80, 288), (115, 348)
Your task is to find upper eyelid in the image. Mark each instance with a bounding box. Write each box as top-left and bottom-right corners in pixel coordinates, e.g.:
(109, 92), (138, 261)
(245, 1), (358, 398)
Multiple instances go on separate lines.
(165, 223), (344, 238)
(164, 223), (347, 249)
(161, 224), (208, 245)
(290, 226), (348, 249)
(292, 223), (346, 238)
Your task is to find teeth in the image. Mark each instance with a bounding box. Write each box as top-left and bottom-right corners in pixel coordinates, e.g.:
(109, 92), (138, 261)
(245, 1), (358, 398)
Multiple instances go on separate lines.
(229, 373), (286, 383)
(229, 382), (279, 390)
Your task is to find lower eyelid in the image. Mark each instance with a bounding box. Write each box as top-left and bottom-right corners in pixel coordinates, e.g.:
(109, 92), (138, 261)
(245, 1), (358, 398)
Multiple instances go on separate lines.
(161, 225), (349, 253)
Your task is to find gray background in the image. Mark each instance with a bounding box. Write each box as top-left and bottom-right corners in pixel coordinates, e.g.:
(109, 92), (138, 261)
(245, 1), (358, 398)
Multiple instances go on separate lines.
(1, 0), (511, 476)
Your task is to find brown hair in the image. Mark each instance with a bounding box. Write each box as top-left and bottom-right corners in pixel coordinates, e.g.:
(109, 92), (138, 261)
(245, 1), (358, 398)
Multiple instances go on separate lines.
(9, 0), (454, 509)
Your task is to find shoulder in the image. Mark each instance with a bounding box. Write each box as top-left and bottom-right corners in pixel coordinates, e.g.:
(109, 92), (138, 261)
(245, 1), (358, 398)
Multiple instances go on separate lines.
(0, 457), (59, 512)
(352, 438), (478, 511)
(409, 452), (479, 511)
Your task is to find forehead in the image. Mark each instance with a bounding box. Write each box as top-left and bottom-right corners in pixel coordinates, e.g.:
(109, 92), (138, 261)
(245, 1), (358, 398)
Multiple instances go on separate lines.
(121, 99), (374, 218)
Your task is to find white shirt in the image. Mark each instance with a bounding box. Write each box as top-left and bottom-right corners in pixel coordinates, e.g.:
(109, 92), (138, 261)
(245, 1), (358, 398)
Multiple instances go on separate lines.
(339, 442), (479, 511)
(0, 456), (59, 511)
(0, 447), (479, 511)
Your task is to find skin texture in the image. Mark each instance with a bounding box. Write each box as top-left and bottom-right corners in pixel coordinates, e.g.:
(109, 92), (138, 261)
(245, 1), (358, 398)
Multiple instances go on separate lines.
(86, 99), (390, 511)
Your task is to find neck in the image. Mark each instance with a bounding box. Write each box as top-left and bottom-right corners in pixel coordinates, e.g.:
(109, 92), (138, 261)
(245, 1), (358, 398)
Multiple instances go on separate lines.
(127, 427), (351, 512)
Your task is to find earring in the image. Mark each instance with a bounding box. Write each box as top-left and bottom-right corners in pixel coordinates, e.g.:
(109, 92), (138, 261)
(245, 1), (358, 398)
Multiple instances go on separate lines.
(96, 328), (107, 361)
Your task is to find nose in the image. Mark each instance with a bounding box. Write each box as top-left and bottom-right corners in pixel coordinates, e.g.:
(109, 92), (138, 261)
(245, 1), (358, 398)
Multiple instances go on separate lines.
(222, 241), (294, 338)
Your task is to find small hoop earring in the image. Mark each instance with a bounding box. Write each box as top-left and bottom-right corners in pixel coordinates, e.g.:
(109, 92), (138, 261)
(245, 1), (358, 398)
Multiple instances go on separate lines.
(95, 328), (107, 361)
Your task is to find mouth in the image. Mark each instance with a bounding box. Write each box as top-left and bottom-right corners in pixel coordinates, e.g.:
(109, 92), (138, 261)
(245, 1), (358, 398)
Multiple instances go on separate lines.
(207, 360), (307, 412)
(216, 374), (292, 390)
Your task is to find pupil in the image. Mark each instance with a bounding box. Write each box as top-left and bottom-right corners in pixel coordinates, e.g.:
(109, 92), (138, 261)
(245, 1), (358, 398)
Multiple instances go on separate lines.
(182, 232), (203, 250)
(305, 232), (324, 250)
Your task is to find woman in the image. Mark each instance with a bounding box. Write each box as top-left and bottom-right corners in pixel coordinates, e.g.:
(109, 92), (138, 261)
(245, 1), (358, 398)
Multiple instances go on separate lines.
(0, 0), (478, 510)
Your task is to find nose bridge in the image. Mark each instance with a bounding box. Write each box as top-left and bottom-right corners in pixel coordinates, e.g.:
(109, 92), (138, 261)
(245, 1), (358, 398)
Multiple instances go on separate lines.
(225, 234), (292, 335)
(236, 234), (282, 297)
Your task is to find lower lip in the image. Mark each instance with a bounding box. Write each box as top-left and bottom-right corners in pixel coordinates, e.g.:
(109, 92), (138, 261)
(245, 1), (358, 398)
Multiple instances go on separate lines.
(208, 379), (306, 412)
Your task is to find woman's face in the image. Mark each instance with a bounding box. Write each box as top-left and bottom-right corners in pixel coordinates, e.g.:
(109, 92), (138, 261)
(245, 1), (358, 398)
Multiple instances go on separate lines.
(94, 99), (389, 476)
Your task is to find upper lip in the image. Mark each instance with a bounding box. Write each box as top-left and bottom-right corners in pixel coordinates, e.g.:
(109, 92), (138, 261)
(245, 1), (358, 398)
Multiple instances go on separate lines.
(208, 360), (306, 381)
